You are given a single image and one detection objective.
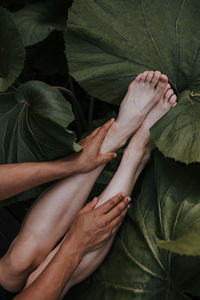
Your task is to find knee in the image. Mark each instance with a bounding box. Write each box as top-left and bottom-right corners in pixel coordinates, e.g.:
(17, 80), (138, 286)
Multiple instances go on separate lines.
(3, 234), (44, 275)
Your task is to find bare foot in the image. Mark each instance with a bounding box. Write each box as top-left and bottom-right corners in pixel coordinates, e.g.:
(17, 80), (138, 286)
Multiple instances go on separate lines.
(129, 87), (177, 151)
(101, 71), (168, 153)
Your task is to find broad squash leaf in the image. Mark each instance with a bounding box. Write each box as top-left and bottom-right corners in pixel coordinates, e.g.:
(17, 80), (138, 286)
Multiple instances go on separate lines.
(13, 0), (73, 46)
(0, 7), (25, 92)
(150, 90), (200, 164)
(65, 152), (200, 300)
(0, 81), (81, 206)
(65, 0), (200, 163)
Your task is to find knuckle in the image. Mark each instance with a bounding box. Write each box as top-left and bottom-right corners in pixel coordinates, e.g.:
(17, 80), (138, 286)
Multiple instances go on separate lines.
(117, 206), (122, 214)
(98, 220), (105, 228)
(110, 199), (116, 207)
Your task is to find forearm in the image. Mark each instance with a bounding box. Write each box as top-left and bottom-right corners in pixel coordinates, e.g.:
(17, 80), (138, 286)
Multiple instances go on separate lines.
(0, 158), (81, 202)
(13, 236), (83, 300)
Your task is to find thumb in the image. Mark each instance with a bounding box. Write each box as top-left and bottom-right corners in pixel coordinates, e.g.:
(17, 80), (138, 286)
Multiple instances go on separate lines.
(98, 152), (117, 164)
(81, 197), (99, 213)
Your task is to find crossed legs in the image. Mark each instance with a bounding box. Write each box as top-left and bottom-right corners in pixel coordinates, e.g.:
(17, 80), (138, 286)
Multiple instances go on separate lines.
(0, 71), (174, 294)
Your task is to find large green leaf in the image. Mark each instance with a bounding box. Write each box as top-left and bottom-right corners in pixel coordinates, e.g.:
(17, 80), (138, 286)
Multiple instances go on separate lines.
(150, 90), (200, 164)
(0, 7), (25, 92)
(13, 0), (73, 46)
(65, 0), (200, 163)
(65, 152), (200, 300)
(0, 81), (81, 206)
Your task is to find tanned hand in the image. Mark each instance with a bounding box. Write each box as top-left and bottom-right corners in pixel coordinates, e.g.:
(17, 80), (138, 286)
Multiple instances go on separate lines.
(69, 119), (117, 173)
(67, 193), (131, 255)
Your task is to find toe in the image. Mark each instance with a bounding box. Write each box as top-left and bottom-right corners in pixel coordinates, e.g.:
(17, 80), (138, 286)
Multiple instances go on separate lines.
(165, 89), (174, 101)
(151, 71), (161, 87)
(163, 83), (171, 95)
(135, 73), (143, 82)
(155, 74), (168, 95)
(140, 71), (149, 82)
(169, 94), (177, 106)
(146, 71), (154, 83)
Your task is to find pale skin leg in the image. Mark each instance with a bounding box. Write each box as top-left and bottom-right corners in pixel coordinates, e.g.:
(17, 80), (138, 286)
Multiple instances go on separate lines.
(26, 89), (177, 298)
(0, 71), (169, 292)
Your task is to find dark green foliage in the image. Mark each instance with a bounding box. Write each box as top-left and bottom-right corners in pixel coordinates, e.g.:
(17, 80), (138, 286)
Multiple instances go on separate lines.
(0, 7), (25, 91)
(64, 1), (200, 299)
(66, 0), (200, 164)
(0, 81), (80, 205)
(0, 3), (81, 205)
(13, 0), (73, 46)
(1, 0), (200, 299)
(66, 153), (200, 300)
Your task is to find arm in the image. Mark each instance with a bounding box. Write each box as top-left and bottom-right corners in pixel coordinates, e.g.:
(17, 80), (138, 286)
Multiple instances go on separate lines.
(13, 234), (83, 300)
(13, 194), (129, 300)
(0, 119), (116, 202)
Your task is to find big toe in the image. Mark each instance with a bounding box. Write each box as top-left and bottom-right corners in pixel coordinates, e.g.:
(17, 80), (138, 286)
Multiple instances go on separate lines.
(140, 71), (149, 82)
(135, 72), (144, 82)
(155, 74), (168, 96)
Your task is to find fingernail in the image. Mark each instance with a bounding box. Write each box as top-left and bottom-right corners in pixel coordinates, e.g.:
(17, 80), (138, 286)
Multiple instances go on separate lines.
(111, 118), (115, 121)
(121, 192), (125, 197)
(127, 197), (131, 202)
(113, 153), (117, 158)
(127, 204), (131, 208)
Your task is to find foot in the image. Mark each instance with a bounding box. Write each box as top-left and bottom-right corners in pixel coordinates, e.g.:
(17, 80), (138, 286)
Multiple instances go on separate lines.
(101, 71), (168, 153)
(129, 87), (177, 151)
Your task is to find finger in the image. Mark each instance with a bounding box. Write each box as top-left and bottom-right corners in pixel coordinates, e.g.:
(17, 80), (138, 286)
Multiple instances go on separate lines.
(105, 196), (131, 222)
(96, 193), (126, 214)
(109, 205), (129, 232)
(111, 219), (124, 235)
(81, 197), (99, 213)
(79, 127), (101, 145)
(97, 152), (117, 165)
(89, 126), (101, 139)
(92, 119), (115, 149)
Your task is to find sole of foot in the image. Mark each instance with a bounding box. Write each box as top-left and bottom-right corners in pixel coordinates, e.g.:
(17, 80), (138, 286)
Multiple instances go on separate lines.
(114, 71), (169, 146)
(128, 86), (177, 152)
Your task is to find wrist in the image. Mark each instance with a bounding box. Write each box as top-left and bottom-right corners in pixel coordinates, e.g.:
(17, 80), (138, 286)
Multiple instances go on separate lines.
(53, 155), (82, 178)
(61, 234), (85, 261)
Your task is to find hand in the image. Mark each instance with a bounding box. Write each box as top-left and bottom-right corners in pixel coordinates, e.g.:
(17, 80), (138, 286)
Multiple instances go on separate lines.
(67, 193), (131, 255)
(74, 119), (117, 173)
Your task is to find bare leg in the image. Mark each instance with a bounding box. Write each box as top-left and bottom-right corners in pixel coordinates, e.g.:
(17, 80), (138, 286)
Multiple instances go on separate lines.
(0, 71), (168, 292)
(26, 89), (177, 298)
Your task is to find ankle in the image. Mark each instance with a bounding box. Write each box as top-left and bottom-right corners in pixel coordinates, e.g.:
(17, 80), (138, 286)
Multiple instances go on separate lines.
(101, 121), (128, 154)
